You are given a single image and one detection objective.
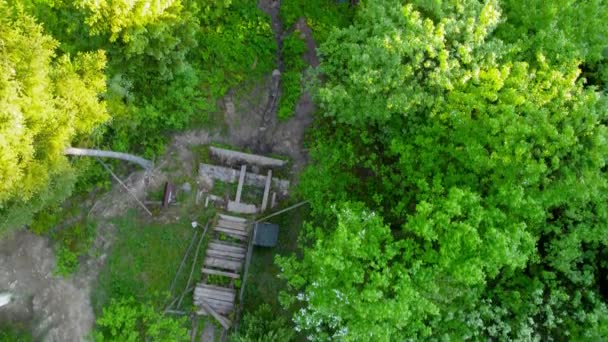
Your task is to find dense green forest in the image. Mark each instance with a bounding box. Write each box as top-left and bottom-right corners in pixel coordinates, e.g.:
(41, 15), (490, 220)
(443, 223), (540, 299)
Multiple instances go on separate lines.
(1, 0), (608, 340)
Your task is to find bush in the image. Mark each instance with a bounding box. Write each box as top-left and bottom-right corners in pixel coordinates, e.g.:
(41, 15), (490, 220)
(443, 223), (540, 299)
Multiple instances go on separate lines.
(277, 32), (307, 120)
(54, 246), (79, 276)
(230, 304), (295, 342)
(94, 297), (188, 341)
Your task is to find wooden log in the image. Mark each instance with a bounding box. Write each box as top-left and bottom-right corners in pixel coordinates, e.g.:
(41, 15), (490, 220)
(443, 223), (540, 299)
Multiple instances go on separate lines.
(205, 257), (242, 271)
(219, 214), (247, 223)
(217, 219), (247, 230)
(65, 147), (153, 170)
(206, 248), (245, 260)
(202, 268), (240, 279)
(209, 146), (287, 168)
(208, 241), (246, 253)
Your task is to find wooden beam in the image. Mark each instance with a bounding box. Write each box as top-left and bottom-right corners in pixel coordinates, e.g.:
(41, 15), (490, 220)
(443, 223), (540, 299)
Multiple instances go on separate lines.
(261, 169), (272, 211)
(197, 298), (231, 329)
(208, 241), (246, 253)
(195, 285), (236, 302)
(214, 226), (248, 236)
(96, 158), (153, 216)
(206, 248), (245, 260)
(65, 147), (153, 170)
(219, 214), (247, 223)
(202, 268), (240, 279)
(217, 219), (247, 230)
(214, 227), (248, 240)
(205, 257), (242, 271)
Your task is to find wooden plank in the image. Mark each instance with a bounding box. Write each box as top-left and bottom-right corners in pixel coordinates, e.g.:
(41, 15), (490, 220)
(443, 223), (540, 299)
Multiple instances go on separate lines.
(214, 227), (248, 240)
(195, 284), (235, 300)
(205, 257), (242, 271)
(261, 169), (272, 211)
(214, 225), (247, 236)
(215, 224), (248, 235)
(202, 268), (240, 279)
(195, 287), (235, 303)
(209, 241), (246, 253)
(196, 301), (232, 315)
(195, 295), (235, 308)
(197, 298), (231, 329)
(194, 296), (234, 310)
(206, 248), (245, 260)
(217, 219), (247, 230)
(219, 214), (247, 223)
(235, 165), (246, 203)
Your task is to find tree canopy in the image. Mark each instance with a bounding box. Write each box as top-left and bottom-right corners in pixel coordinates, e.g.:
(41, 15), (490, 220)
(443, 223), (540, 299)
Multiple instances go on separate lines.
(0, 2), (107, 234)
(280, 0), (608, 339)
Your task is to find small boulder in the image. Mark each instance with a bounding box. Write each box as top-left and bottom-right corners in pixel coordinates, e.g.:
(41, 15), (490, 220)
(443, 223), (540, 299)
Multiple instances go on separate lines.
(181, 182), (192, 193)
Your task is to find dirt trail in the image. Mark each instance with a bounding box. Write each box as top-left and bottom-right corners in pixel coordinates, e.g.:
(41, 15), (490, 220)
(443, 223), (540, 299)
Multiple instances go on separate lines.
(0, 1), (319, 339)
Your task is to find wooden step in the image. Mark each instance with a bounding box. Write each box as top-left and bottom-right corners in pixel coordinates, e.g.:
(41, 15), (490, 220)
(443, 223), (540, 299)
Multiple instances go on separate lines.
(214, 228), (248, 240)
(195, 298), (234, 315)
(209, 241), (246, 253)
(214, 226), (248, 237)
(217, 219), (247, 230)
(194, 293), (234, 307)
(202, 268), (240, 279)
(195, 284), (236, 302)
(206, 248), (245, 260)
(205, 257), (242, 271)
(219, 214), (247, 223)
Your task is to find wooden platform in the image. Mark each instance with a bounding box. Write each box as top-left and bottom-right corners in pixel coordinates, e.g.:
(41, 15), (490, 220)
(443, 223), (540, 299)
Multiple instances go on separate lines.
(194, 213), (252, 329)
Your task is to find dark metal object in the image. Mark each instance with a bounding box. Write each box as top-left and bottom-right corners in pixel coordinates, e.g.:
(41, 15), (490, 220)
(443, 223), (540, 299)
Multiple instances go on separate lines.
(253, 222), (279, 247)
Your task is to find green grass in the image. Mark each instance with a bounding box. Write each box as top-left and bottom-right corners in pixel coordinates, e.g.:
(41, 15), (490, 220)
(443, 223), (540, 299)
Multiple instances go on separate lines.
(278, 32), (307, 121)
(279, 0), (353, 43)
(0, 322), (32, 342)
(239, 202), (310, 338)
(93, 210), (213, 314)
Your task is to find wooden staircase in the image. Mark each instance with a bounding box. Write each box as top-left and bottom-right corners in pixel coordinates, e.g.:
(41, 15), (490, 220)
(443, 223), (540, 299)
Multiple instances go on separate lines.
(194, 213), (252, 329)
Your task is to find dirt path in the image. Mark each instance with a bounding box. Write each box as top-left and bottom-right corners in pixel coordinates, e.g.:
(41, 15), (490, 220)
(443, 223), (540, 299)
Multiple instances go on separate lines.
(0, 1), (319, 339)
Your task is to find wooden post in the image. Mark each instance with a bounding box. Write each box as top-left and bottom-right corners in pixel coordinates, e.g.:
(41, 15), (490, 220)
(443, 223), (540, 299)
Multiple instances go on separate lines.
(261, 170), (272, 211)
(235, 165), (247, 203)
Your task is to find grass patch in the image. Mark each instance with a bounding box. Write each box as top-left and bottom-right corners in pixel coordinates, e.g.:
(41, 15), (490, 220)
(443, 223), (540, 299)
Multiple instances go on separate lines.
(279, 0), (354, 43)
(0, 322), (32, 342)
(30, 203), (97, 277)
(93, 209), (213, 314)
(278, 32), (307, 121)
(238, 202), (310, 339)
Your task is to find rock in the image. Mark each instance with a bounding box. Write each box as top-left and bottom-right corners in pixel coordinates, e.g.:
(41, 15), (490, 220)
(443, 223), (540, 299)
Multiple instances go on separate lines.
(197, 172), (214, 191)
(181, 182), (192, 193)
(0, 292), (11, 307)
(225, 99), (236, 117)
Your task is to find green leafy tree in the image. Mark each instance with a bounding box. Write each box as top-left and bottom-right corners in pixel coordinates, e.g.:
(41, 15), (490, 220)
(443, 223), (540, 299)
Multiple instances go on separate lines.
(94, 297), (188, 341)
(284, 0), (608, 339)
(0, 2), (107, 235)
(231, 304), (295, 342)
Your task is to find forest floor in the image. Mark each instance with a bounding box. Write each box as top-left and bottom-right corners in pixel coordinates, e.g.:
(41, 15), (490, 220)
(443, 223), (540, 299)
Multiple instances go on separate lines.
(0, 0), (318, 339)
